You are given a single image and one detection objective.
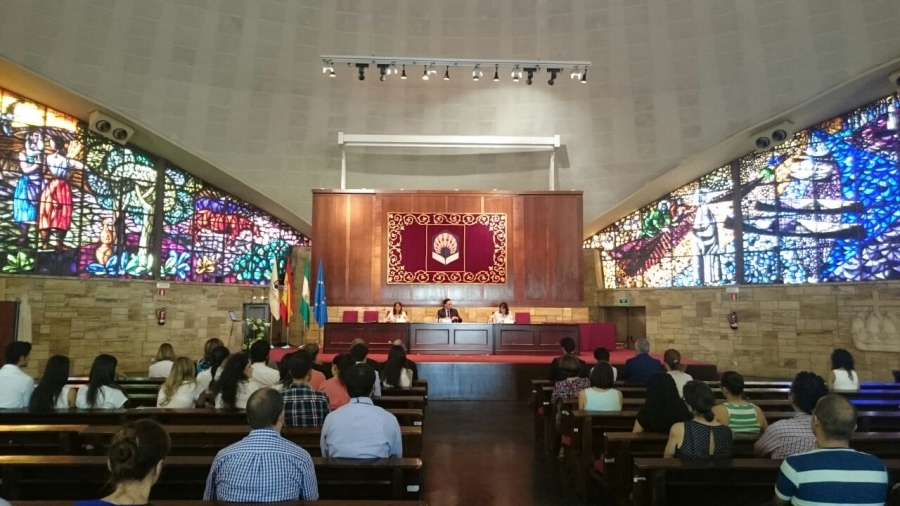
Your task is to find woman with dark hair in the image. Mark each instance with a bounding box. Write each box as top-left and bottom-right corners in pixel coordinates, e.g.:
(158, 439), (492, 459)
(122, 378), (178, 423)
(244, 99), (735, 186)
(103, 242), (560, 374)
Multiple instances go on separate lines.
(213, 353), (258, 409)
(384, 302), (408, 323)
(633, 373), (690, 434)
(664, 381), (733, 459)
(197, 338), (224, 373)
(663, 349), (693, 396)
(73, 419), (171, 506)
(318, 353), (354, 409)
(277, 351), (299, 391)
(196, 345), (230, 394)
(828, 348), (859, 392)
(30, 355), (76, 411)
(551, 355), (591, 405)
(489, 302), (514, 324)
(382, 345), (413, 388)
(712, 371), (768, 434)
(76, 355), (128, 409)
(578, 362), (622, 411)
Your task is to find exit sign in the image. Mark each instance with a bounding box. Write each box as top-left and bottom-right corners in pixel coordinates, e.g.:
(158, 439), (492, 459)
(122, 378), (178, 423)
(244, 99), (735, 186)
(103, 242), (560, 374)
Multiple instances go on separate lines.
(617, 298), (629, 306)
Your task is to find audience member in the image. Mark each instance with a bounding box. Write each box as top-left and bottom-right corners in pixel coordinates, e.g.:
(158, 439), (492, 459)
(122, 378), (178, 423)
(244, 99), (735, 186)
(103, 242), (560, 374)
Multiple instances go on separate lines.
(622, 338), (663, 384)
(663, 349), (693, 396)
(214, 353), (260, 409)
(578, 362), (622, 411)
(755, 371), (828, 459)
(204, 388), (318, 502)
(300, 343), (327, 388)
(350, 342), (382, 396)
(276, 351), (298, 392)
(382, 345), (413, 388)
(548, 337), (588, 381)
(320, 364), (402, 458)
(633, 373), (691, 434)
(197, 338), (224, 374)
(773, 394), (888, 506)
(591, 347), (617, 381)
(827, 348), (860, 392)
(350, 338), (382, 370)
(29, 354), (76, 411)
(0, 341), (34, 408)
(196, 345), (229, 394)
(318, 353), (354, 409)
(711, 371), (768, 434)
(148, 343), (176, 378)
(551, 355), (591, 405)
(392, 339), (419, 380)
(73, 420), (171, 506)
(664, 381), (733, 459)
(248, 340), (280, 388)
(76, 354), (128, 409)
(157, 356), (202, 408)
(282, 352), (330, 427)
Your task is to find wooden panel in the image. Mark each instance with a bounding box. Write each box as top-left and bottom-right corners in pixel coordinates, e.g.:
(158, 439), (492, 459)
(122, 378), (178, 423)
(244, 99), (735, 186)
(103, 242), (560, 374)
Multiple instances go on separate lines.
(453, 328), (490, 346)
(408, 324), (493, 354)
(322, 323), (409, 353)
(493, 324), (579, 355)
(549, 195), (583, 301)
(312, 194), (349, 302)
(346, 194), (374, 301)
(411, 328), (450, 345)
(497, 329), (534, 346)
(482, 196), (515, 304)
(446, 196), (482, 213)
(522, 196), (549, 301)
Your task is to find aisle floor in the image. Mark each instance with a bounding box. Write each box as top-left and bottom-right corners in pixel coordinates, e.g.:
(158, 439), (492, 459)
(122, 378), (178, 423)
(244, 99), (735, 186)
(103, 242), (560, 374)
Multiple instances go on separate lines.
(421, 401), (584, 506)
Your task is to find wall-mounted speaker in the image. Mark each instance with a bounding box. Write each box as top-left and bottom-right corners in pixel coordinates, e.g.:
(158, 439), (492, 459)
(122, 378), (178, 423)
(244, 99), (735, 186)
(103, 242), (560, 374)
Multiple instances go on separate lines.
(750, 120), (794, 152)
(88, 111), (134, 146)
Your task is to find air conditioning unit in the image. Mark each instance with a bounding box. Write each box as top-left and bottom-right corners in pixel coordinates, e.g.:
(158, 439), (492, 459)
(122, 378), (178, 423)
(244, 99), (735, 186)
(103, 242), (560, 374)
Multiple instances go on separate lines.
(750, 120), (794, 152)
(890, 69), (900, 93)
(88, 111), (134, 146)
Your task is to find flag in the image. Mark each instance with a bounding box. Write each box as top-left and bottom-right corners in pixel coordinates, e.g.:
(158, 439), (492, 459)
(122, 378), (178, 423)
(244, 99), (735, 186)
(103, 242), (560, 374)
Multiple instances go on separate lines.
(269, 256), (281, 321)
(300, 259), (311, 329)
(314, 258), (328, 327)
(280, 255), (293, 324)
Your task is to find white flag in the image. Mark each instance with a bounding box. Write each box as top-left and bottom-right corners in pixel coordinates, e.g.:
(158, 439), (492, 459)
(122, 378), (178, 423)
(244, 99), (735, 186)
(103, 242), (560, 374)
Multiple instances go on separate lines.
(269, 257), (281, 320)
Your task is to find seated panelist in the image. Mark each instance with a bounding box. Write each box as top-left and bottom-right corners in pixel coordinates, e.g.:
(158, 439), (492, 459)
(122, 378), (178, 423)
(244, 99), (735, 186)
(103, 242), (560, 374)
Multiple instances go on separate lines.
(488, 302), (514, 324)
(436, 298), (462, 323)
(384, 302), (408, 323)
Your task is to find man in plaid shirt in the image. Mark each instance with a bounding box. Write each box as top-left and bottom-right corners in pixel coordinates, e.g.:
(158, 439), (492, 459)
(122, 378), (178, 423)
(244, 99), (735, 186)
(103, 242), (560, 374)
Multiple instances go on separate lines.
(282, 351), (330, 427)
(755, 371), (828, 459)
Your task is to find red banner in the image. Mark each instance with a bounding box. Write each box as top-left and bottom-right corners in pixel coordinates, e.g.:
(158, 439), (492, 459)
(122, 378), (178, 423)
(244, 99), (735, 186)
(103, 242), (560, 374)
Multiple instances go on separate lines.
(387, 213), (507, 284)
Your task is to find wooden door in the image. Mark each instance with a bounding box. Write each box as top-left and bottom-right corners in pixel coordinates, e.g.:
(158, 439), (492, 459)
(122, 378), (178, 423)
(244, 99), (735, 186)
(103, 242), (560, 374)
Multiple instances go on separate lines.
(0, 301), (19, 351)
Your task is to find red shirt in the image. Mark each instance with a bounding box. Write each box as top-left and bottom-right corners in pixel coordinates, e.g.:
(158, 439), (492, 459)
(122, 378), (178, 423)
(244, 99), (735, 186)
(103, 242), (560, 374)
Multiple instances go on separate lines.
(318, 377), (350, 410)
(309, 369), (326, 390)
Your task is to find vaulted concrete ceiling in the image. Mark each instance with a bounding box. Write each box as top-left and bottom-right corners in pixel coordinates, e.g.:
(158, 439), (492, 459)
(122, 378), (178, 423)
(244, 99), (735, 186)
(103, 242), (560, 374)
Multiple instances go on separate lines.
(1, 0), (898, 237)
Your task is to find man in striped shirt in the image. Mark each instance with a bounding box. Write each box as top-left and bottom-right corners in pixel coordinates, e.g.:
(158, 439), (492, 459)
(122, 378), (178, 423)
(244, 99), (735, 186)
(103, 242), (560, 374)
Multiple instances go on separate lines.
(773, 394), (888, 506)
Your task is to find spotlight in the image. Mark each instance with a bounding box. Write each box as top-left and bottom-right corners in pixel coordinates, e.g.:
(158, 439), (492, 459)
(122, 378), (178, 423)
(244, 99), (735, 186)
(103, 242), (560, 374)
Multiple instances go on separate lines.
(547, 68), (559, 85)
(380, 68), (387, 81)
(580, 68), (587, 83)
(95, 120), (111, 133)
(389, 63), (398, 75)
(322, 60), (334, 74)
(427, 63), (437, 75)
(112, 128), (129, 141)
(377, 64), (389, 81)
(473, 64), (483, 81)
(443, 66), (450, 81)
(355, 63), (368, 81)
(511, 65), (521, 82)
(493, 65), (499, 82)
(525, 68), (535, 85)
(422, 65), (429, 80)
(329, 69), (336, 78)
(570, 65), (581, 80)
(401, 65), (407, 79)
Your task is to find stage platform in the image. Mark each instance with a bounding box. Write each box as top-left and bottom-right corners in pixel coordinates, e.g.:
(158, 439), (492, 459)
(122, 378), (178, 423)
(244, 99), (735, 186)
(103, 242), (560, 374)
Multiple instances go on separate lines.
(270, 348), (718, 401)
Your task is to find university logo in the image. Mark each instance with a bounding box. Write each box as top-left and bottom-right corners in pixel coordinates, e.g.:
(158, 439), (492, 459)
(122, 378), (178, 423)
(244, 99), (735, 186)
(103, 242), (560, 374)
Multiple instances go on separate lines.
(431, 230), (459, 265)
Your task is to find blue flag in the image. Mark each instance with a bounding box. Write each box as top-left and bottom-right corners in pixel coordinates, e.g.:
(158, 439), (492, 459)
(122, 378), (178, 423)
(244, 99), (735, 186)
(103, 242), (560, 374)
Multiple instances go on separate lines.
(313, 258), (328, 327)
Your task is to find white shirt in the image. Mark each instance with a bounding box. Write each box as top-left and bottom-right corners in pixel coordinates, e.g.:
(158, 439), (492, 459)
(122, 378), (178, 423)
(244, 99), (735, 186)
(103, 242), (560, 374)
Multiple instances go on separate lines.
(357, 362), (382, 397)
(383, 368), (413, 388)
(249, 362), (281, 389)
(668, 370), (693, 396)
(157, 381), (203, 408)
(196, 368), (222, 393)
(214, 381), (258, 409)
(56, 385), (75, 409)
(385, 311), (408, 323)
(148, 360), (174, 378)
(489, 311), (514, 324)
(75, 385), (128, 409)
(0, 364), (35, 408)
(832, 369), (860, 391)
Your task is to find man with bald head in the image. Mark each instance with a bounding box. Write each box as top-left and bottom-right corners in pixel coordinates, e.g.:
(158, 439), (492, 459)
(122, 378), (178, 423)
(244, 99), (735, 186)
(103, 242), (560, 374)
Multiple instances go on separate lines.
(773, 394), (887, 506)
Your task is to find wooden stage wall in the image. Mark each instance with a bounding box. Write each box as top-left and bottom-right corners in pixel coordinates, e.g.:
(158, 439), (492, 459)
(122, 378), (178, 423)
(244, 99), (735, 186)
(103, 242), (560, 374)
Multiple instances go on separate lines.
(312, 190), (583, 307)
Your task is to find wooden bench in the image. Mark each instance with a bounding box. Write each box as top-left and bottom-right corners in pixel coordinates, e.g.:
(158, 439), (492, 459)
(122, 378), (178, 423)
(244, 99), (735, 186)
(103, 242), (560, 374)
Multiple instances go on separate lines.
(632, 457), (900, 506)
(0, 425), (86, 455)
(0, 455), (424, 501)
(12, 501), (425, 506)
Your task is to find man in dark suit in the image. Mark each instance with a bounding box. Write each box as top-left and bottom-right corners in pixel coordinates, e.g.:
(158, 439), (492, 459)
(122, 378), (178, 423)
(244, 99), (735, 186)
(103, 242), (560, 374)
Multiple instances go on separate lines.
(436, 298), (462, 322)
(623, 338), (663, 384)
(548, 337), (589, 381)
(302, 342), (332, 379)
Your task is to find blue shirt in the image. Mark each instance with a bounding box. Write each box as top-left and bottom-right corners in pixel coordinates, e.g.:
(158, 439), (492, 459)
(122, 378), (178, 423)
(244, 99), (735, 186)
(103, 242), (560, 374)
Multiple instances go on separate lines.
(203, 428), (318, 502)
(775, 448), (888, 506)
(320, 397), (402, 458)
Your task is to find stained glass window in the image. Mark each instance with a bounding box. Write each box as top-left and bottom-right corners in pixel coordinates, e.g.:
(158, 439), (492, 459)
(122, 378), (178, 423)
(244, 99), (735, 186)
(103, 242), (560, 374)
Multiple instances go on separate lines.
(0, 86), (308, 283)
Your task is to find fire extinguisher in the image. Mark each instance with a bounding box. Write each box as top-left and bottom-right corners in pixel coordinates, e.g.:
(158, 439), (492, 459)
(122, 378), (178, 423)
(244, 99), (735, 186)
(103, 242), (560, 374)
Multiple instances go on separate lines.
(728, 311), (738, 330)
(156, 308), (167, 326)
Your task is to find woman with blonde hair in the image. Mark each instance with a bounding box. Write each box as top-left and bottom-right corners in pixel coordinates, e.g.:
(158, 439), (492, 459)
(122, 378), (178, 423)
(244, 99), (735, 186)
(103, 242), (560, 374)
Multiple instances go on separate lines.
(156, 357), (203, 408)
(148, 343), (176, 378)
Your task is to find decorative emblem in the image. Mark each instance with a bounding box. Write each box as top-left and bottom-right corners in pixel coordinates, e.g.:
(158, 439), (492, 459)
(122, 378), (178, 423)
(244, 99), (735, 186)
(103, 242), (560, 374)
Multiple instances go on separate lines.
(432, 230), (460, 265)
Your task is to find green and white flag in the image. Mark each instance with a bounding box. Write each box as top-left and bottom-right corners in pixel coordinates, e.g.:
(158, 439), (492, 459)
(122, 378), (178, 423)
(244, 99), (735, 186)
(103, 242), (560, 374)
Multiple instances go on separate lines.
(300, 259), (311, 329)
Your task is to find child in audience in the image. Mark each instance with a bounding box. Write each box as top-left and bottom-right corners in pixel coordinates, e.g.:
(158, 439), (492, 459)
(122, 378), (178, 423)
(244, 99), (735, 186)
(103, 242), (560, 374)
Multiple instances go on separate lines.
(663, 349), (693, 396)
(29, 355), (77, 411)
(318, 353), (354, 410)
(382, 345), (413, 388)
(197, 338), (224, 374)
(664, 381), (733, 459)
(712, 371), (768, 434)
(633, 373), (690, 434)
(157, 357), (203, 408)
(579, 362), (622, 411)
(74, 419), (171, 506)
(828, 348), (860, 392)
(148, 343), (176, 378)
(213, 353), (259, 409)
(76, 354), (128, 409)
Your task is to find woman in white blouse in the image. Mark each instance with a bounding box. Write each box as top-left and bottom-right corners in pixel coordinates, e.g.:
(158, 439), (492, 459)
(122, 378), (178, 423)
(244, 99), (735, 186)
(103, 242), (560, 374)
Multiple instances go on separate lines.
(382, 345), (414, 388)
(75, 354), (128, 409)
(148, 343), (176, 378)
(157, 357), (203, 408)
(29, 355), (77, 411)
(213, 353), (259, 409)
(385, 302), (409, 323)
(827, 348), (860, 392)
(488, 302), (514, 324)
